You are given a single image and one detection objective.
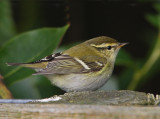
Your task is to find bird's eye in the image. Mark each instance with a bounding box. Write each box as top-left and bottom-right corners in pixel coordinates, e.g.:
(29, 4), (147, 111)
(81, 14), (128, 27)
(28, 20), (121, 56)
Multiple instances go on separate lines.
(106, 46), (112, 50)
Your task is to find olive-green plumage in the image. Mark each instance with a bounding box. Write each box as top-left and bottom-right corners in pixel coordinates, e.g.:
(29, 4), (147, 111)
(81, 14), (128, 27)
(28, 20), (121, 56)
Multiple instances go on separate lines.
(7, 36), (127, 92)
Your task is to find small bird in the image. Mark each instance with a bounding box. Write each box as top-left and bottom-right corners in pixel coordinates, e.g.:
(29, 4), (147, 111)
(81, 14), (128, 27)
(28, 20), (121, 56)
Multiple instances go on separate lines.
(7, 36), (127, 92)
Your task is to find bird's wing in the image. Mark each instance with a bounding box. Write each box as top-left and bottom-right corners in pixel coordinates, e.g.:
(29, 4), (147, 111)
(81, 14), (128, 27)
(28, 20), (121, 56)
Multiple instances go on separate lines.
(33, 53), (89, 75)
(33, 53), (104, 75)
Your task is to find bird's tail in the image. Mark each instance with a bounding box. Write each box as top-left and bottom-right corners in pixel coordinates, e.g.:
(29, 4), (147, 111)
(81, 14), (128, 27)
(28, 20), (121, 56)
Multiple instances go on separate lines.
(7, 62), (25, 66)
(6, 62), (47, 69)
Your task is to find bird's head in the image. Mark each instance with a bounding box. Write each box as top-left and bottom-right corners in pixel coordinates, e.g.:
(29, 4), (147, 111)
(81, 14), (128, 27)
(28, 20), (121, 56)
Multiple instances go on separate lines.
(85, 36), (128, 60)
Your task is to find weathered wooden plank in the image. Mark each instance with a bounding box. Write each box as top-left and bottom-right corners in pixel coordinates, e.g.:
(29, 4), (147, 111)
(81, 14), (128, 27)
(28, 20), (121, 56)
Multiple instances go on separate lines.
(0, 104), (160, 119)
(0, 90), (160, 119)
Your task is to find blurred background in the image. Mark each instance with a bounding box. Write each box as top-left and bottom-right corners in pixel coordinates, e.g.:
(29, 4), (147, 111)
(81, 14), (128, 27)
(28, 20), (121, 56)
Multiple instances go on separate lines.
(0, 0), (160, 99)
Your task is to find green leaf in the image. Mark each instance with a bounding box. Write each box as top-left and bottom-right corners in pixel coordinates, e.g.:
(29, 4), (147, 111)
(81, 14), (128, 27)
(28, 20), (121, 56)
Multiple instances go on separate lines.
(0, 24), (69, 85)
(145, 14), (160, 28)
(8, 76), (41, 99)
(8, 75), (64, 99)
(153, 3), (160, 12)
(0, 0), (16, 46)
(34, 75), (64, 98)
(115, 49), (133, 67)
(118, 68), (135, 89)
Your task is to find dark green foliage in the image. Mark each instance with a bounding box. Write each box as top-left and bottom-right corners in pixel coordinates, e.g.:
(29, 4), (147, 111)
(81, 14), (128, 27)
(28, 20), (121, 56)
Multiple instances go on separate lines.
(0, 25), (69, 85)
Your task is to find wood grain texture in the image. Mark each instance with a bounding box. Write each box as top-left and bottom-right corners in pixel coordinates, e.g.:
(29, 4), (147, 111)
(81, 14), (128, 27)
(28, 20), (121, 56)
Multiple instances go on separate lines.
(0, 104), (160, 119)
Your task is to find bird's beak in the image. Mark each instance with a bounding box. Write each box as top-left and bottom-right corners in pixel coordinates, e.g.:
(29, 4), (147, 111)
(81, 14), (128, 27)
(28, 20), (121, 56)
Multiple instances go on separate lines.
(117, 42), (128, 48)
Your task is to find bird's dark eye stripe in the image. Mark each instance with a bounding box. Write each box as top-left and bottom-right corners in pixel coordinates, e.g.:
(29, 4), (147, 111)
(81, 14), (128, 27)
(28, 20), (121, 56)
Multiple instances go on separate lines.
(97, 47), (106, 50)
